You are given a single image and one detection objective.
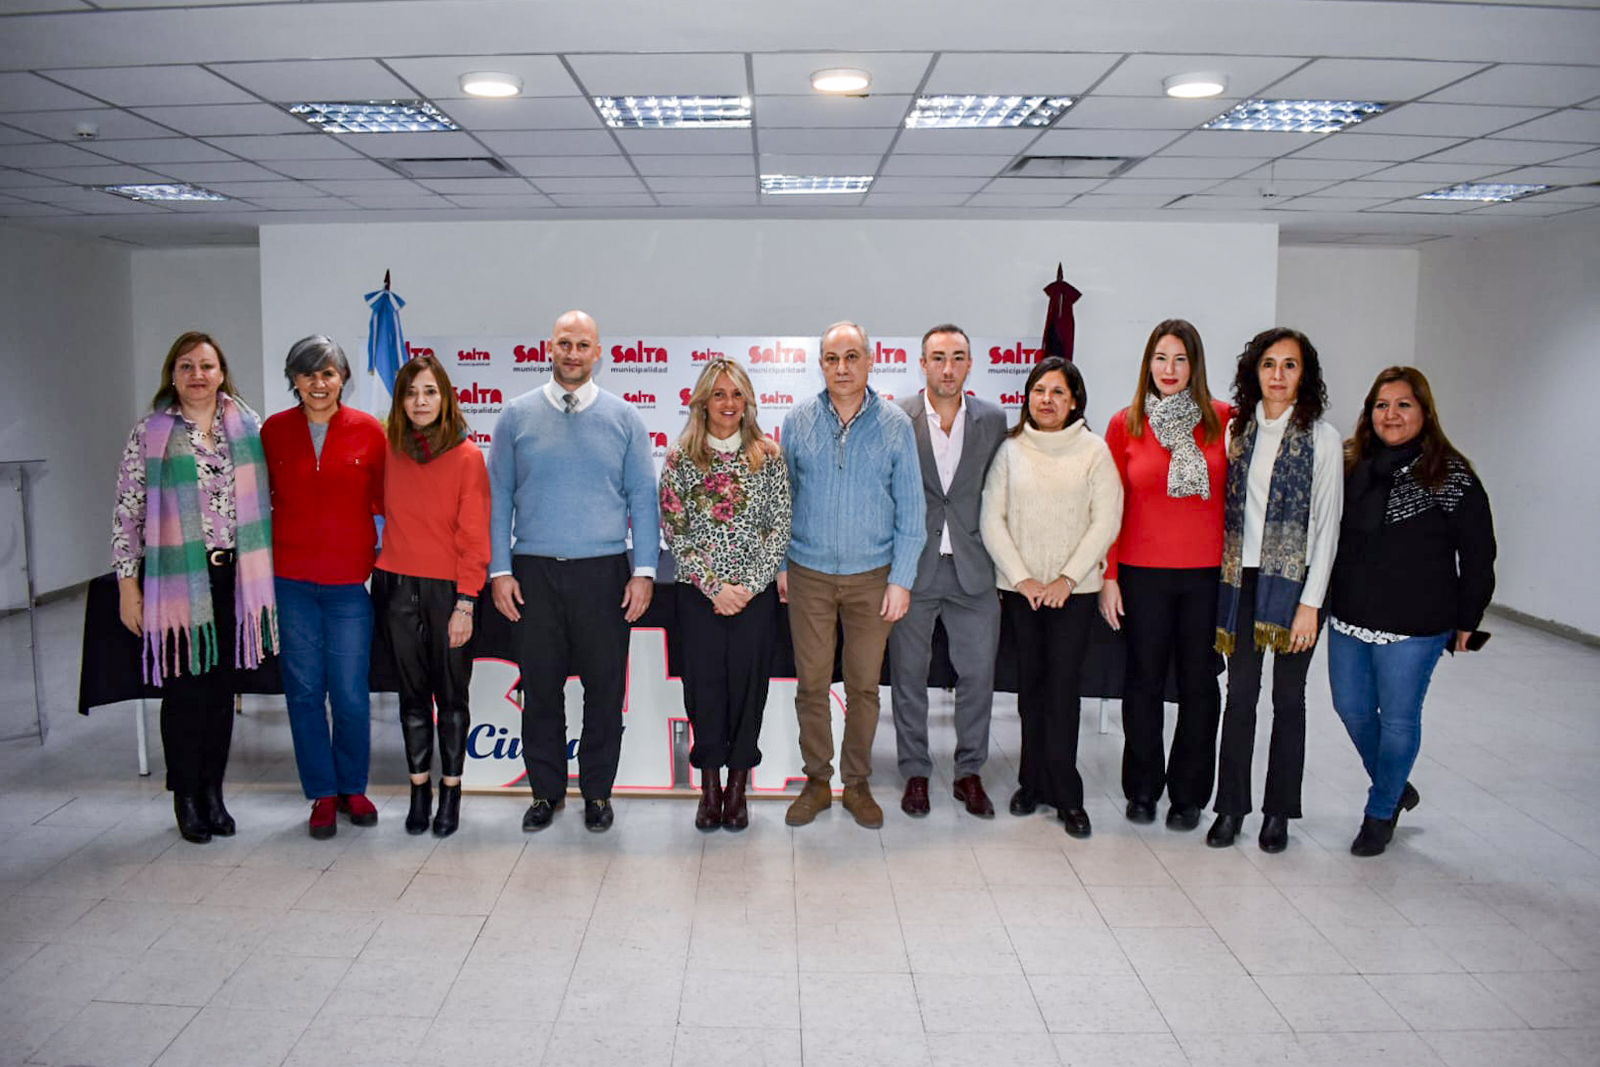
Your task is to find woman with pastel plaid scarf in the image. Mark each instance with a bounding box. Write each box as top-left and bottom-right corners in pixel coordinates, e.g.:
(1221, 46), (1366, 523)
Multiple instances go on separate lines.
(112, 331), (278, 845)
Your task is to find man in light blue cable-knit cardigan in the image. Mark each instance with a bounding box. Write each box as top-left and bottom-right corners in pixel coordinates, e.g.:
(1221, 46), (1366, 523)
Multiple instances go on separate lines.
(779, 320), (925, 830)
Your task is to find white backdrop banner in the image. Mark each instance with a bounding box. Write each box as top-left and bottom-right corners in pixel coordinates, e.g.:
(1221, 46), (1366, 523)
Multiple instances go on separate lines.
(385, 333), (1045, 794)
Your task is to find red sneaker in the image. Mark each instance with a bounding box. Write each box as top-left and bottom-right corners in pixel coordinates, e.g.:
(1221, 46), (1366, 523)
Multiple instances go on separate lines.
(338, 793), (379, 827)
(309, 796), (337, 839)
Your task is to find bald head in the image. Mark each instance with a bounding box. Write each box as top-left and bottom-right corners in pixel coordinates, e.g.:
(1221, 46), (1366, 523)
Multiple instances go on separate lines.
(549, 309), (601, 389)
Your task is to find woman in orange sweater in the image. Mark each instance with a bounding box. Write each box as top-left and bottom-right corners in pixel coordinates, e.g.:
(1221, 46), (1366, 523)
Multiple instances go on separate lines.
(372, 355), (490, 837)
(1099, 319), (1231, 830)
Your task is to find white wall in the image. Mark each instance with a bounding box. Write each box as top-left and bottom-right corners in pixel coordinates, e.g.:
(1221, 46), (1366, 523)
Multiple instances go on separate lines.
(131, 248), (264, 412)
(1416, 217), (1600, 635)
(258, 218), (1280, 424)
(0, 224), (135, 595)
(1276, 245), (1420, 437)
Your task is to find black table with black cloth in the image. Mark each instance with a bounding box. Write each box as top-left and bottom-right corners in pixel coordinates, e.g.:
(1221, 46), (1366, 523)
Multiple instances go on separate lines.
(79, 562), (1190, 715)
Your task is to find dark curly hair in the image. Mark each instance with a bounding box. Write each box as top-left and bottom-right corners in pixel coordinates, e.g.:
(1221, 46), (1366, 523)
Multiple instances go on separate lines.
(1229, 327), (1328, 439)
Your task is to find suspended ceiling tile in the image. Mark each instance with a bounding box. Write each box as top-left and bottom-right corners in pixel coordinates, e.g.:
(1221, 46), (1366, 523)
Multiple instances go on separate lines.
(268, 158), (399, 180)
(444, 194), (558, 209)
(4, 108), (180, 141)
(1355, 102), (1553, 138)
(133, 104), (308, 136)
(414, 177), (536, 195)
(1166, 195), (1275, 211)
(1488, 163), (1600, 184)
(751, 53), (932, 96)
(630, 154), (753, 176)
(1263, 59), (1490, 102)
(386, 56), (582, 100)
(1426, 64), (1600, 108)
(1490, 107), (1600, 143)
(307, 179), (422, 197)
(757, 127), (894, 155)
(80, 137), (237, 164)
(566, 53), (749, 97)
(1101, 176), (1224, 195)
(869, 175), (989, 194)
(1091, 54), (1308, 99)
(878, 154), (1007, 176)
(0, 72), (104, 112)
(1548, 147), (1600, 168)
(641, 176), (753, 194)
(247, 197), (360, 211)
(653, 191), (760, 206)
(211, 59), (416, 103)
(894, 128), (1038, 155)
(1070, 194), (1179, 209)
(29, 163), (166, 184)
(0, 168), (64, 187)
(1027, 128), (1181, 156)
(1363, 160), (1512, 182)
(441, 97), (603, 131)
(757, 154), (881, 176)
(613, 128), (753, 155)
(205, 181), (330, 198)
(1239, 158), (1389, 180)
(200, 134), (365, 161)
(0, 125), (44, 145)
(1290, 134), (1465, 161)
(1055, 96), (1238, 130)
(0, 201), (81, 216)
(756, 191), (863, 207)
(754, 94), (911, 128)
(533, 176), (648, 194)
(1269, 196), (1396, 212)
(547, 192), (659, 207)
(1206, 177), (1339, 197)
(505, 155), (641, 177)
(862, 192), (971, 207)
(46, 65), (256, 107)
(479, 130), (620, 156)
(1121, 156), (1268, 179)
(0, 141), (114, 167)
(922, 52), (1119, 96)
(1315, 179), (1455, 197)
(337, 132), (482, 157)
(1363, 198), (1485, 213)
(982, 176), (1104, 194)
(156, 160), (289, 182)
(1468, 196), (1588, 216)
(1163, 130), (1326, 157)
(341, 195), (454, 210)
(964, 191), (1073, 207)
(1420, 139), (1588, 166)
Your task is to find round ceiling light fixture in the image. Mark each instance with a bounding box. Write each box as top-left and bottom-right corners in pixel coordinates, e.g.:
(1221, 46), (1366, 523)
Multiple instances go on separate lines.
(459, 71), (524, 98)
(1163, 72), (1228, 99)
(810, 68), (872, 94)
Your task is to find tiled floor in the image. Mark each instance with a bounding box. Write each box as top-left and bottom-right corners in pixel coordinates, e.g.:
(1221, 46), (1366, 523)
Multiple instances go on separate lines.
(1, 594), (1597, 1066)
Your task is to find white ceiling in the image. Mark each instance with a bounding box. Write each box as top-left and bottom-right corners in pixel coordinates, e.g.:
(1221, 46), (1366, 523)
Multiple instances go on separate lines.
(0, 0), (1597, 248)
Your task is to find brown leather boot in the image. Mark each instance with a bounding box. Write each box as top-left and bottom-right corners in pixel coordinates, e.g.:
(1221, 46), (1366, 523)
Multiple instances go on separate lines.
(785, 777), (832, 826)
(841, 782), (884, 829)
(722, 768), (749, 832)
(695, 768), (723, 831)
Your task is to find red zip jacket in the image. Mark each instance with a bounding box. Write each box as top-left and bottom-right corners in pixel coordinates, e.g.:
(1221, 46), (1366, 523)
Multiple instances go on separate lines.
(261, 404), (386, 585)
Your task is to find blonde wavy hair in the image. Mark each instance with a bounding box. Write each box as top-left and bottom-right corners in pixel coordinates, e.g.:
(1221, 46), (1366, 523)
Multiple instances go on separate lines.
(676, 358), (774, 471)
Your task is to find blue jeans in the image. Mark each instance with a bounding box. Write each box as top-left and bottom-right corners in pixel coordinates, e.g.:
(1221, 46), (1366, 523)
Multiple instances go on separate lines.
(1327, 627), (1450, 820)
(276, 578), (374, 799)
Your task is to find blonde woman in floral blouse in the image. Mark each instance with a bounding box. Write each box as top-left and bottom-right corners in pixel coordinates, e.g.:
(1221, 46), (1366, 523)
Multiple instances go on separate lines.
(660, 358), (791, 831)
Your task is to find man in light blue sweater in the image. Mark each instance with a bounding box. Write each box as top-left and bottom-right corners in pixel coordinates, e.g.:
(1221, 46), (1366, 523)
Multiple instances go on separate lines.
(488, 309), (660, 834)
(779, 320), (925, 829)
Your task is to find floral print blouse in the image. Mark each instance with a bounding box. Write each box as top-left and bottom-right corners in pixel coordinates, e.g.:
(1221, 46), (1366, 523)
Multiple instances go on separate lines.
(659, 444), (792, 597)
(111, 403), (237, 578)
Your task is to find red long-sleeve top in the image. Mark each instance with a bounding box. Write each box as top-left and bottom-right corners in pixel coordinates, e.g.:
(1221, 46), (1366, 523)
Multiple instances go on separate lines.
(375, 439), (491, 597)
(261, 405), (386, 585)
(1103, 399), (1232, 579)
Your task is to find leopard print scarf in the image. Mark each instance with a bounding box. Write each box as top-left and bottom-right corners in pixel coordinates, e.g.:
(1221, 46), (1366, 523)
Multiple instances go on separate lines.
(1146, 391), (1210, 499)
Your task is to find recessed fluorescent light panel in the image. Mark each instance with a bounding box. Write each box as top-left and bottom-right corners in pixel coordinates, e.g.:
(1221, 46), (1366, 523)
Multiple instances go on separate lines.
(1202, 99), (1388, 133)
(595, 96), (752, 128)
(905, 95), (1073, 129)
(1417, 182), (1553, 203)
(760, 174), (873, 195)
(288, 101), (459, 133)
(101, 183), (228, 202)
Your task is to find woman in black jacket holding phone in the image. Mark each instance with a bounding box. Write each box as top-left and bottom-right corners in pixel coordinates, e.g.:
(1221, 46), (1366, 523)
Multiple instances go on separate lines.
(1326, 366), (1496, 857)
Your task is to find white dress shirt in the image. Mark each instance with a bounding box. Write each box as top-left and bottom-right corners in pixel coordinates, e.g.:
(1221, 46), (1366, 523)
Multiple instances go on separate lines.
(924, 390), (967, 556)
(542, 378), (599, 413)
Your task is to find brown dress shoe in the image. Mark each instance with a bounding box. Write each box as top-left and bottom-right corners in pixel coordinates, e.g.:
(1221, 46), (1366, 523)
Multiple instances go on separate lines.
(952, 775), (995, 818)
(841, 782), (884, 829)
(901, 776), (931, 817)
(785, 777), (833, 827)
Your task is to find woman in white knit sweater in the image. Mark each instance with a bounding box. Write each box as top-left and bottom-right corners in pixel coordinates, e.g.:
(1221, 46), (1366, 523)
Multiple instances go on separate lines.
(980, 356), (1123, 837)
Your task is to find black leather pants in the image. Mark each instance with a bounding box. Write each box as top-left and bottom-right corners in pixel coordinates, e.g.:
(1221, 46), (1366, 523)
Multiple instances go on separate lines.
(373, 569), (472, 777)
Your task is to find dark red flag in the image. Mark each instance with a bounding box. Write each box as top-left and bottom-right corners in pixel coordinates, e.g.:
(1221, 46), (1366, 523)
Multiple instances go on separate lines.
(1041, 263), (1083, 362)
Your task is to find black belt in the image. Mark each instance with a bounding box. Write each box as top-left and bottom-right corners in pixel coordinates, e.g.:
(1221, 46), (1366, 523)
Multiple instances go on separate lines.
(207, 548), (236, 566)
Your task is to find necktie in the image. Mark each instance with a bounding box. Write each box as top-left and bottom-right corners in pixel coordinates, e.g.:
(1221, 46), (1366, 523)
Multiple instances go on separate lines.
(563, 391), (578, 414)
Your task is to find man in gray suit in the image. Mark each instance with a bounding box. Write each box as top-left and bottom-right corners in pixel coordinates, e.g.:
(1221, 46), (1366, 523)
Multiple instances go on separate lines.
(890, 324), (1009, 818)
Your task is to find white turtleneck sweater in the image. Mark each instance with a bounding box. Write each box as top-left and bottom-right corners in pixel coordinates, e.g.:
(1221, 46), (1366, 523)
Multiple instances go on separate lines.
(979, 421), (1124, 594)
(1238, 401), (1344, 607)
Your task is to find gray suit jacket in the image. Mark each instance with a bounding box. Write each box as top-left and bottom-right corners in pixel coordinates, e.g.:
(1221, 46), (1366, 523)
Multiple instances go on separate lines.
(898, 392), (1009, 597)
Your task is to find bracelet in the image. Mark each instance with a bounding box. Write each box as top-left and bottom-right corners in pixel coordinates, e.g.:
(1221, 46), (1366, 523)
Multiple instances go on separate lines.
(453, 606), (473, 617)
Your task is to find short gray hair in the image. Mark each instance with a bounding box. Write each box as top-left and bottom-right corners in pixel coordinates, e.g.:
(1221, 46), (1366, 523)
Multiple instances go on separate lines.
(284, 334), (351, 392)
(820, 320), (870, 356)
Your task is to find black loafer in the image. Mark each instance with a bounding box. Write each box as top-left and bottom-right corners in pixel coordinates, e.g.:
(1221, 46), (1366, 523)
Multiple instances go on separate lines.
(1258, 815), (1289, 854)
(1008, 787), (1039, 816)
(584, 798), (614, 833)
(522, 798), (556, 832)
(1350, 816), (1393, 857)
(1205, 813), (1242, 848)
(1060, 808), (1092, 838)
(1125, 797), (1157, 824)
(1165, 804), (1202, 831)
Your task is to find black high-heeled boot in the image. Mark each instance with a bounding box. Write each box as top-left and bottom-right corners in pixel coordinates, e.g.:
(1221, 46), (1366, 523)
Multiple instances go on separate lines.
(174, 793), (212, 844)
(200, 781), (235, 836)
(432, 782), (461, 838)
(406, 780), (432, 835)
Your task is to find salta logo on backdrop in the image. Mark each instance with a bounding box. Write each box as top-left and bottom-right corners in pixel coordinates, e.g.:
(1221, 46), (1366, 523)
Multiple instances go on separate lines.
(1000, 391), (1026, 410)
(759, 391), (793, 410)
(748, 340), (808, 374)
(873, 342), (908, 365)
(467, 430), (492, 447)
(623, 390), (656, 409)
(990, 341), (1044, 369)
(512, 341), (549, 372)
(648, 431), (669, 458)
(610, 340), (670, 373)
(406, 343), (435, 360)
(456, 383), (503, 414)
(690, 347), (725, 363)
(457, 347), (490, 365)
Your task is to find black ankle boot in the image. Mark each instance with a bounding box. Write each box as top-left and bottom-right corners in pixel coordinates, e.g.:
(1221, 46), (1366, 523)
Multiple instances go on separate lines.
(1390, 781), (1421, 828)
(174, 793), (212, 844)
(1258, 815), (1289, 854)
(722, 768), (749, 831)
(695, 768), (724, 831)
(1350, 816), (1394, 857)
(432, 782), (461, 838)
(1206, 813), (1242, 848)
(406, 780), (432, 835)
(200, 782), (235, 836)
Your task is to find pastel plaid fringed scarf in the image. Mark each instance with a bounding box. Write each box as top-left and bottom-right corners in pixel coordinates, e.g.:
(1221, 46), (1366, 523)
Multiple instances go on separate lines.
(1215, 414), (1314, 656)
(141, 395), (277, 684)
